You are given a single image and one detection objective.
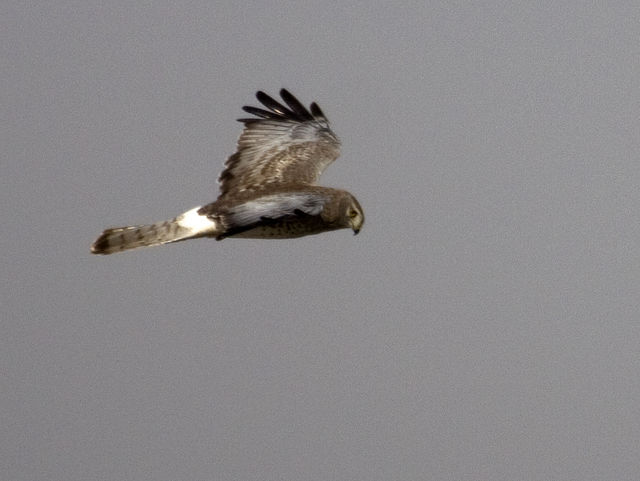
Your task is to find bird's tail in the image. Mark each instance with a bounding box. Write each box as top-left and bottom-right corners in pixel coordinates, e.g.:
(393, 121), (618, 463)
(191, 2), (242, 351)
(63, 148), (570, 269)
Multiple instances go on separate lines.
(90, 206), (219, 255)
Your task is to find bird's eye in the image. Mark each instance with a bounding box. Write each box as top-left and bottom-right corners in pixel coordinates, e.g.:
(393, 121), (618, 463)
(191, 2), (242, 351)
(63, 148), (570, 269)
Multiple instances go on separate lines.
(349, 210), (358, 218)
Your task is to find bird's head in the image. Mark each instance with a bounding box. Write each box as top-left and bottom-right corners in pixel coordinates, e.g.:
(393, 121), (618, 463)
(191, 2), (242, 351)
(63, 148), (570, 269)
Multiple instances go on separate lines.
(342, 194), (364, 235)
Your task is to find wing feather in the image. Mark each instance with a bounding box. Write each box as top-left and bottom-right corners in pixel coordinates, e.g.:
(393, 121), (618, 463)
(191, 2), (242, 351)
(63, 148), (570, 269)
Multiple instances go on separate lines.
(224, 192), (325, 224)
(209, 191), (327, 238)
(218, 89), (341, 197)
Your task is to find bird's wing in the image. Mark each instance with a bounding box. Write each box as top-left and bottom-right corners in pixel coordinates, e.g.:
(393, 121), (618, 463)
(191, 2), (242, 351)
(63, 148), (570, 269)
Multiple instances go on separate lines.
(217, 89), (341, 198)
(199, 191), (327, 239)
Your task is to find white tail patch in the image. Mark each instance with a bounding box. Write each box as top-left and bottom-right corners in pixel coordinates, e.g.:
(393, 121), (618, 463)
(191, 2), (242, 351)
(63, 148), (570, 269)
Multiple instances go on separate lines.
(91, 206), (220, 255)
(176, 206), (218, 236)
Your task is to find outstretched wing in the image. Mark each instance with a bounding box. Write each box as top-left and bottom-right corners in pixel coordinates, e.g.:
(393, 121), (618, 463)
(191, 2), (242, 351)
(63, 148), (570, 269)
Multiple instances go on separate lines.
(217, 89), (341, 198)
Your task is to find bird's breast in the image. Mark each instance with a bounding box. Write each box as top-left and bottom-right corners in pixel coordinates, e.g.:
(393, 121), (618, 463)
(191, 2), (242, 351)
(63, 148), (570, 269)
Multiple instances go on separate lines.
(228, 217), (335, 239)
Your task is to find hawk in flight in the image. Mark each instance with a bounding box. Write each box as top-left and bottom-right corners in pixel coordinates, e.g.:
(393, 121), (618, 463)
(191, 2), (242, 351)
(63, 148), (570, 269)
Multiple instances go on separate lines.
(91, 89), (364, 255)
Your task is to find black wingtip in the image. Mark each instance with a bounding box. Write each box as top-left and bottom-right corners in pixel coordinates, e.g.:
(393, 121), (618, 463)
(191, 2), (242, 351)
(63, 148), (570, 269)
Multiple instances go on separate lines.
(239, 89), (323, 123)
(241, 105), (273, 118)
(256, 90), (293, 116)
(310, 102), (325, 119)
(279, 89), (314, 121)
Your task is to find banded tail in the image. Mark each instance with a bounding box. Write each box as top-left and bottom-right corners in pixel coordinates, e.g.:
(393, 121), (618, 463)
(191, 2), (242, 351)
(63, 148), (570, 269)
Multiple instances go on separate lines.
(91, 206), (219, 255)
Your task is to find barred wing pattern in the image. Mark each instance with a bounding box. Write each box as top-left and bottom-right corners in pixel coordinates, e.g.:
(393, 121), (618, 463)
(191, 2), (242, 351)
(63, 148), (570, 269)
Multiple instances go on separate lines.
(218, 89), (341, 197)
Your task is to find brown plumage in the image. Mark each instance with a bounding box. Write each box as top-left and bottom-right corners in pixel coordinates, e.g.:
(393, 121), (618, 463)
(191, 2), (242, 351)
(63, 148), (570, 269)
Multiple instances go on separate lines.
(91, 89), (364, 255)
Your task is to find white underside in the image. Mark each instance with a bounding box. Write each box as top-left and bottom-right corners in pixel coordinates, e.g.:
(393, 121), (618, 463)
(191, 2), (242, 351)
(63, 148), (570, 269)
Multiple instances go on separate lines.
(176, 206), (218, 236)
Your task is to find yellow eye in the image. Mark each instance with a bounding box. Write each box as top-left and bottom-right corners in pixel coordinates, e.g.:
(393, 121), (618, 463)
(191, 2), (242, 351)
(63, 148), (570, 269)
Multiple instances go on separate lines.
(349, 210), (358, 219)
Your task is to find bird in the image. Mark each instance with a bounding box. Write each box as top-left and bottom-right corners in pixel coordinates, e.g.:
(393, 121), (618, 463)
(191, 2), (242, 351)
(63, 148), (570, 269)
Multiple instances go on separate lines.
(90, 89), (364, 255)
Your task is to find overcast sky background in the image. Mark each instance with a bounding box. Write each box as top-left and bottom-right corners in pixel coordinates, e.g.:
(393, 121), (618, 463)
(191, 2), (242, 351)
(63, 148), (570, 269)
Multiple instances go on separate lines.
(3, 2), (640, 480)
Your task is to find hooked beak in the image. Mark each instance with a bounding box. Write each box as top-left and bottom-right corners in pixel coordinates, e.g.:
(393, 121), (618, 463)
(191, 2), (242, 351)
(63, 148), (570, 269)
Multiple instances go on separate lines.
(350, 217), (363, 235)
(349, 211), (363, 235)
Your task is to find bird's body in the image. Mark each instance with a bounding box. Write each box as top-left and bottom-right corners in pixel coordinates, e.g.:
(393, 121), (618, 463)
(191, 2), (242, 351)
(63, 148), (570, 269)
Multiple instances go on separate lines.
(91, 89), (364, 255)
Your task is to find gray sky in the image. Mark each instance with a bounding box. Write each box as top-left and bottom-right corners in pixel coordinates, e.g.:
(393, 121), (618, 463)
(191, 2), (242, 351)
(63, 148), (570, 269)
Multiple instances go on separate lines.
(3, 2), (640, 480)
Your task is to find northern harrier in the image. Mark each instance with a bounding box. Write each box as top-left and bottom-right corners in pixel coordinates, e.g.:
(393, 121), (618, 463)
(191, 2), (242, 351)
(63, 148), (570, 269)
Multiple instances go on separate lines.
(91, 89), (364, 254)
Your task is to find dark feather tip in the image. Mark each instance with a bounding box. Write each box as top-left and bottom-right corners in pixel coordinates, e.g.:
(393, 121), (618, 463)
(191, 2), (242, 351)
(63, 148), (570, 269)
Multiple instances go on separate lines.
(279, 89), (313, 121)
(239, 89), (323, 123)
(256, 91), (292, 117)
(241, 106), (274, 118)
(310, 102), (325, 119)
